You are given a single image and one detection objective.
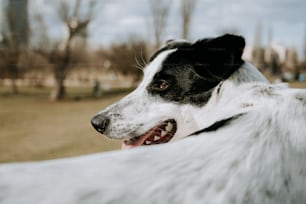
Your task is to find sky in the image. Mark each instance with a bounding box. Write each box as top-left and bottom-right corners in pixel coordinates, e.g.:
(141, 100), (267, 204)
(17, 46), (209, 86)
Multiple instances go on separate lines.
(29, 0), (306, 59)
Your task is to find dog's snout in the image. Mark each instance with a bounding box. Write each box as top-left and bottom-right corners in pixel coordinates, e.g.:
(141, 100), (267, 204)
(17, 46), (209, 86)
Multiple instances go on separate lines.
(91, 114), (110, 134)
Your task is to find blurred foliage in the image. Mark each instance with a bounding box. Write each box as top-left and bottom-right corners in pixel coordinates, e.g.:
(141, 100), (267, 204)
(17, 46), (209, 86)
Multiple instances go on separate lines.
(103, 38), (149, 82)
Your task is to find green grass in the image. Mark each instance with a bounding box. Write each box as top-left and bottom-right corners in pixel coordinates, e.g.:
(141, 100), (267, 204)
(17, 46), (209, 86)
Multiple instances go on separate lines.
(0, 86), (132, 163)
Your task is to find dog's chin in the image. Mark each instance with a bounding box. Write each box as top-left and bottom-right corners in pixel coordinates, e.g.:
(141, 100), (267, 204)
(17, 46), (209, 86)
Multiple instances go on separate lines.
(122, 119), (177, 149)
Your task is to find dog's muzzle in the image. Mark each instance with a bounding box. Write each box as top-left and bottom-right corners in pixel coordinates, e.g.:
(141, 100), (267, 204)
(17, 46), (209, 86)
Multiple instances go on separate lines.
(91, 114), (110, 134)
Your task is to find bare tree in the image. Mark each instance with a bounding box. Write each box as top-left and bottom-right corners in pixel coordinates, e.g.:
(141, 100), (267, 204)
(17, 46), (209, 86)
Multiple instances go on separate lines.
(0, 0), (29, 94)
(6, 8), (19, 94)
(49, 0), (96, 100)
(180, 0), (196, 39)
(149, 0), (172, 48)
(252, 23), (265, 70)
(0, 49), (19, 94)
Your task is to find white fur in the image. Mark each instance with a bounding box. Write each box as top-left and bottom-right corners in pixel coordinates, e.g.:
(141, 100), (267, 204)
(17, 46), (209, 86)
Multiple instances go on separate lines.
(1, 83), (306, 204)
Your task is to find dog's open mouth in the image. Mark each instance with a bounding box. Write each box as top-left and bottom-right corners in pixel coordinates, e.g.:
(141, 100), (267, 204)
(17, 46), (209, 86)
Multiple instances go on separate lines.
(122, 119), (177, 149)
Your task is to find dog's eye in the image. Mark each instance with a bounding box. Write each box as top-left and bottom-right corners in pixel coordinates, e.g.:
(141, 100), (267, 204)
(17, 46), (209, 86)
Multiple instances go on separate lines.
(151, 80), (169, 91)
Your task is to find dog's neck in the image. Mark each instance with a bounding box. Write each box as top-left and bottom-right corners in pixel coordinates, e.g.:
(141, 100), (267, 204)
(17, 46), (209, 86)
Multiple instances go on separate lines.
(227, 62), (268, 84)
(173, 62), (269, 141)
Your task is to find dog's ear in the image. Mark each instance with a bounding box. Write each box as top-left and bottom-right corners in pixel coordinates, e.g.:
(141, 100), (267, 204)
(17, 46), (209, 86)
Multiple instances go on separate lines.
(191, 34), (245, 81)
(150, 39), (192, 62)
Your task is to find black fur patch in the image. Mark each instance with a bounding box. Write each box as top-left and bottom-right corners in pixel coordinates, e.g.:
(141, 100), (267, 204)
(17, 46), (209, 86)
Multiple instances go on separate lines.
(187, 113), (244, 136)
(147, 34), (245, 106)
(149, 39), (192, 62)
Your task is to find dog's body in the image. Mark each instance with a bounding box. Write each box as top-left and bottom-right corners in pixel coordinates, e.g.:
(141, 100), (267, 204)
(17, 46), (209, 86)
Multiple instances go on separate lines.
(1, 34), (306, 203)
(1, 83), (306, 204)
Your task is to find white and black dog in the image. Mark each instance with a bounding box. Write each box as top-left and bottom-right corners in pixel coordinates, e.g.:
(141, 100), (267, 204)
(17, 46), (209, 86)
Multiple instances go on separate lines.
(91, 34), (268, 148)
(1, 34), (306, 204)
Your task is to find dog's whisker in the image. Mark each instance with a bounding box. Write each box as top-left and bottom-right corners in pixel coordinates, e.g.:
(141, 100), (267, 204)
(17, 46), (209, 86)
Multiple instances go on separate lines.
(135, 56), (144, 71)
(139, 48), (147, 68)
(134, 49), (147, 71)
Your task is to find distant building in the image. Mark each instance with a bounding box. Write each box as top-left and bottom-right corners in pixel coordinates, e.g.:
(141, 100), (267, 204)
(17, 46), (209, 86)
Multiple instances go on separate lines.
(284, 47), (298, 72)
(267, 43), (287, 75)
(265, 44), (281, 75)
(251, 22), (266, 70)
(251, 47), (265, 71)
(0, 0), (28, 48)
(304, 24), (306, 63)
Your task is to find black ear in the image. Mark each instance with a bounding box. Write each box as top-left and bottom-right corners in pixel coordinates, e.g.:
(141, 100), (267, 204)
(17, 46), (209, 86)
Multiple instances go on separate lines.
(192, 34), (245, 81)
(149, 39), (192, 62)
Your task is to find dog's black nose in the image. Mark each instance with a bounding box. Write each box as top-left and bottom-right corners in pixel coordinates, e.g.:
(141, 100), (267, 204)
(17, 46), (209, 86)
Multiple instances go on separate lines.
(91, 114), (110, 134)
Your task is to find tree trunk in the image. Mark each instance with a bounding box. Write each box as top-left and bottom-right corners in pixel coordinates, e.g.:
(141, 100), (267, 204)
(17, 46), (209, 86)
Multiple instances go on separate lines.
(8, 59), (19, 95)
(180, 0), (196, 40)
(49, 37), (71, 101)
(11, 76), (18, 95)
(50, 77), (65, 101)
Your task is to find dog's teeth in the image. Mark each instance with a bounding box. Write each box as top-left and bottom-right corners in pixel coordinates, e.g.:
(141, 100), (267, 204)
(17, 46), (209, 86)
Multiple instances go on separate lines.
(154, 135), (160, 141)
(145, 140), (151, 145)
(161, 131), (167, 137)
(166, 122), (173, 132)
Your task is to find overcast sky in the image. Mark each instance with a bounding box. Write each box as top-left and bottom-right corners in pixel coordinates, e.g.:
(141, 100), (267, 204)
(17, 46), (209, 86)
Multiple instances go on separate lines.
(30, 0), (306, 59)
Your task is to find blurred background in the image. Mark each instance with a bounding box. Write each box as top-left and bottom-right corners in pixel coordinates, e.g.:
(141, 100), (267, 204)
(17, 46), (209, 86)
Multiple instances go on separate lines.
(1, 0), (306, 163)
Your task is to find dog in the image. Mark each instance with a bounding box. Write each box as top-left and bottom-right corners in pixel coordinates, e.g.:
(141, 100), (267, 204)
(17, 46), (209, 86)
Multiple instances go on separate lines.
(91, 34), (268, 149)
(1, 34), (306, 203)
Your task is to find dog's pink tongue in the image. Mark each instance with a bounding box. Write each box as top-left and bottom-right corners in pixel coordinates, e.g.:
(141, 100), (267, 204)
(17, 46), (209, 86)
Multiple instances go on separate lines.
(121, 143), (135, 149)
(121, 139), (143, 149)
(121, 136), (147, 149)
(121, 131), (154, 149)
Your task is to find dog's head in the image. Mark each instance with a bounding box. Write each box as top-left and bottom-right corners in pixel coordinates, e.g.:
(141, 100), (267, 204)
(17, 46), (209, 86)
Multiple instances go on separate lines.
(91, 34), (251, 148)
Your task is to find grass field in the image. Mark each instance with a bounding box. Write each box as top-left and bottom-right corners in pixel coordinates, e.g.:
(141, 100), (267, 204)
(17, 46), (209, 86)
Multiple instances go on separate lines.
(0, 86), (132, 163)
